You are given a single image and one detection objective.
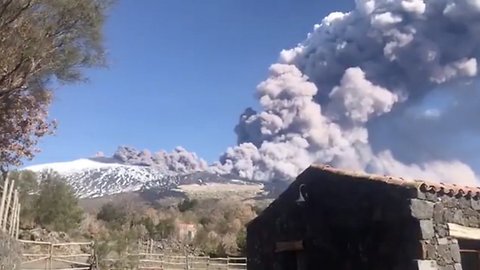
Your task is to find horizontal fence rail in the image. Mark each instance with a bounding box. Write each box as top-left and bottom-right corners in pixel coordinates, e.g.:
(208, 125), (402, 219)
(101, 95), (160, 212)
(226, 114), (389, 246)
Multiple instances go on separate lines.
(20, 238), (246, 270)
(19, 240), (95, 270)
(103, 239), (247, 270)
(104, 254), (247, 270)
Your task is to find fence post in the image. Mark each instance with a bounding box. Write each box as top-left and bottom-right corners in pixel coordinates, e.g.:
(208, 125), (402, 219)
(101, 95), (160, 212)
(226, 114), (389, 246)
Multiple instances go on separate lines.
(159, 253), (163, 270)
(0, 177), (9, 231)
(44, 243), (48, 270)
(15, 202), (20, 239)
(8, 192), (15, 236)
(9, 191), (18, 236)
(49, 242), (53, 270)
(90, 241), (96, 269)
(2, 180), (14, 232)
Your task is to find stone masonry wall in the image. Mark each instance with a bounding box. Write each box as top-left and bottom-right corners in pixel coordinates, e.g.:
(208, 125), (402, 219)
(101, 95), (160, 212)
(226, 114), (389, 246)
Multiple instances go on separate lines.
(411, 191), (480, 270)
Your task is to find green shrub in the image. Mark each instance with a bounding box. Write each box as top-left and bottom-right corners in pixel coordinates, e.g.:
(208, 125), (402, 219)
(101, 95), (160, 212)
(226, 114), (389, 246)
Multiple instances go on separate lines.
(34, 173), (83, 232)
(97, 203), (127, 230)
(236, 229), (247, 255)
(153, 218), (175, 240)
(6, 170), (40, 229)
(177, 198), (198, 212)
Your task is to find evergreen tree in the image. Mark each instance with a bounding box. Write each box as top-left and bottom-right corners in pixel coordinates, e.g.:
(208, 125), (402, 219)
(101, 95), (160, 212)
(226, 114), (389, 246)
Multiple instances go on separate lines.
(34, 172), (83, 232)
(97, 202), (127, 230)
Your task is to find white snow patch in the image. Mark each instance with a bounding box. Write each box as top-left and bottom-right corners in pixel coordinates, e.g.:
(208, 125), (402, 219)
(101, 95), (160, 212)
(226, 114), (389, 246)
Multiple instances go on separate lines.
(230, 179), (249, 184)
(24, 158), (126, 174)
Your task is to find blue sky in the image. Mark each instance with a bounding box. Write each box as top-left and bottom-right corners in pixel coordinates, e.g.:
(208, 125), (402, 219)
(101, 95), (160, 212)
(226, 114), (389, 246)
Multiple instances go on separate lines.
(27, 0), (353, 166)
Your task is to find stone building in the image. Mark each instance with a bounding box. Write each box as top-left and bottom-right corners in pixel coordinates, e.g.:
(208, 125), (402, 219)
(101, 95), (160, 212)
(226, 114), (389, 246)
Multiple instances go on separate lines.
(247, 164), (480, 270)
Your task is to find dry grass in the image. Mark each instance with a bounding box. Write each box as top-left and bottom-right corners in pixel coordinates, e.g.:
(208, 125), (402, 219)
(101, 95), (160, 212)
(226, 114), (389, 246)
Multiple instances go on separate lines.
(0, 232), (20, 270)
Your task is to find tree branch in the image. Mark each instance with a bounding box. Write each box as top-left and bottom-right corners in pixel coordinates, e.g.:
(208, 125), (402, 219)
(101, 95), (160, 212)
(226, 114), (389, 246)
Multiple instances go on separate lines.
(0, 0), (14, 21)
(0, 0), (33, 28)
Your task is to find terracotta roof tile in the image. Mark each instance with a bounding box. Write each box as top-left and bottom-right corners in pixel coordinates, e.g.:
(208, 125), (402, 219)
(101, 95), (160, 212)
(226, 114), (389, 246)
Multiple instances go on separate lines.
(309, 164), (480, 198)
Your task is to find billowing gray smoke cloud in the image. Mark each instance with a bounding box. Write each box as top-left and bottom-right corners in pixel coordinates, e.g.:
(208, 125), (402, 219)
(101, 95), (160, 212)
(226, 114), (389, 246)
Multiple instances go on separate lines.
(215, 0), (480, 185)
(114, 146), (208, 174)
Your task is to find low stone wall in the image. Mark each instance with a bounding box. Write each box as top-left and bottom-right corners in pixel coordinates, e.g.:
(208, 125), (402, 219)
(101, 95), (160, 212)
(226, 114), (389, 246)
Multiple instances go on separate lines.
(0, 232), (20, 270)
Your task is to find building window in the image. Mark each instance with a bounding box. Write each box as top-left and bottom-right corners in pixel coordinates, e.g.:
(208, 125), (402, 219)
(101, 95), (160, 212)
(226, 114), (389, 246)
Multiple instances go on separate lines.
(459, 239), (480, 270)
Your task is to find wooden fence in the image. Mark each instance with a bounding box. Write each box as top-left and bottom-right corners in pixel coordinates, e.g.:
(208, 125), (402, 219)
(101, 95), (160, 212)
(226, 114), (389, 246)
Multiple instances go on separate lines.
(0, 176), (20, 239)
(103, 253), (247, 270)
(18, 238), (246, 270)
(102, 239), (247, 270)
(19, 240), (95, 270)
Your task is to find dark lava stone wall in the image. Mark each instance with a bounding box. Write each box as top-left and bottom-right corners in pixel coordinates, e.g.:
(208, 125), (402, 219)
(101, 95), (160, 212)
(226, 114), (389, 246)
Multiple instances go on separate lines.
(247, 169), (421, 270)
(412, 190), (480, 270)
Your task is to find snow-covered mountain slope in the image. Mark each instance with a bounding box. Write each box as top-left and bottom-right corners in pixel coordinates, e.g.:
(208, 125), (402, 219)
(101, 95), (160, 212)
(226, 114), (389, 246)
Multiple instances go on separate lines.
(24, 158), (176, 198)
(24, 158), (267, 199)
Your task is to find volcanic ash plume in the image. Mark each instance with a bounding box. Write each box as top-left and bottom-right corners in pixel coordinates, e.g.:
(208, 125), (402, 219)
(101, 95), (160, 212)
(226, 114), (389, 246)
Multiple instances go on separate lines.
(215, 0), (480, 185)
(114, 146), (208, 174)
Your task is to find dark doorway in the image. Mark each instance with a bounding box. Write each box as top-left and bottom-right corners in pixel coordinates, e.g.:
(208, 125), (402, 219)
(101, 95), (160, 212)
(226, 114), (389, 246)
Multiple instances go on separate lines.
(276, 252), (297, 270)
(274, 251), (309, 270)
